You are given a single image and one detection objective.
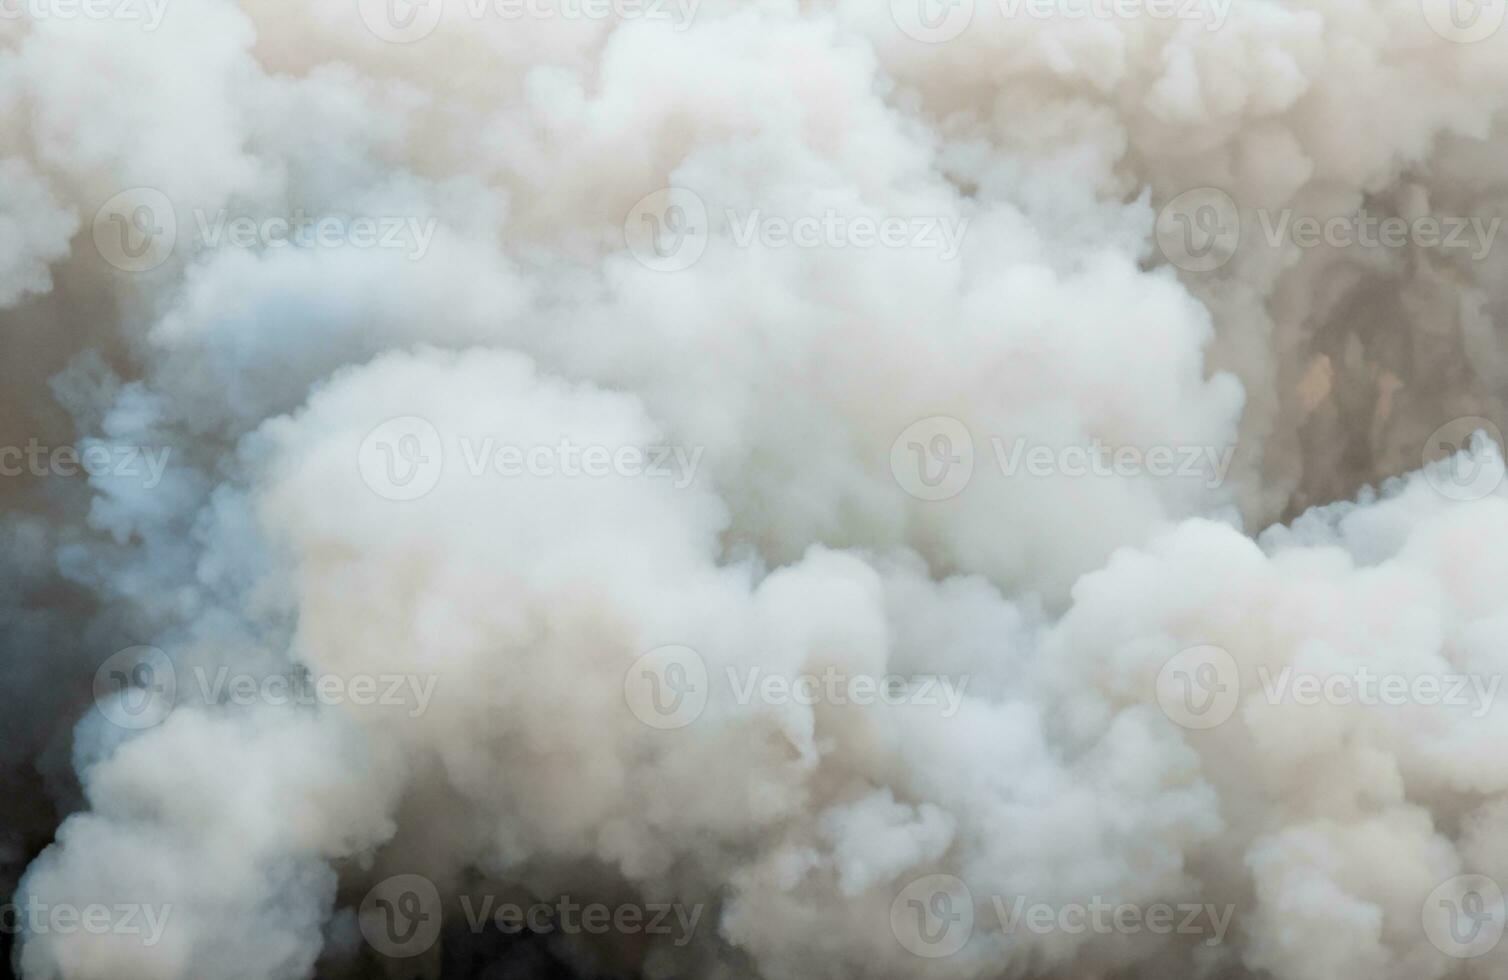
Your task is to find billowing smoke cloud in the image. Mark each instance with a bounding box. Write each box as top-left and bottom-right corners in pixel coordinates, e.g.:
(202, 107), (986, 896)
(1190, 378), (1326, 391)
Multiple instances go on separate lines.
(6, 1), (1508, 978)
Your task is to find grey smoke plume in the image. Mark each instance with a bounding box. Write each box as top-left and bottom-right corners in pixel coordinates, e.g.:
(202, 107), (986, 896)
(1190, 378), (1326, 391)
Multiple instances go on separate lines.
(6, 1), (1508, 978)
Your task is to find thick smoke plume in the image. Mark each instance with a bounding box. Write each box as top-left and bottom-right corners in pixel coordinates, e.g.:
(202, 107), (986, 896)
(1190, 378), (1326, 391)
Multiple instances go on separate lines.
(6, 1), (1508, 978)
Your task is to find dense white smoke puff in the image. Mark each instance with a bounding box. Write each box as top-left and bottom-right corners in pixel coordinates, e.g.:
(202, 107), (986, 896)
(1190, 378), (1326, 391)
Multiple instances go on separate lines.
(5, 1), (1508, 978)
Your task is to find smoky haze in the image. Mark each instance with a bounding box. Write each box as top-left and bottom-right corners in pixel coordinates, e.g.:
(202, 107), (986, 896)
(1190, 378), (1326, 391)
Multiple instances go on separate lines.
(5, 1), (1508, 979)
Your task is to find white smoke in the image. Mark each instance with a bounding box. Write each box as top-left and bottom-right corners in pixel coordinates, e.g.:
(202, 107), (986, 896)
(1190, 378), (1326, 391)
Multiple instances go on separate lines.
(6, 1), (1508, 978)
